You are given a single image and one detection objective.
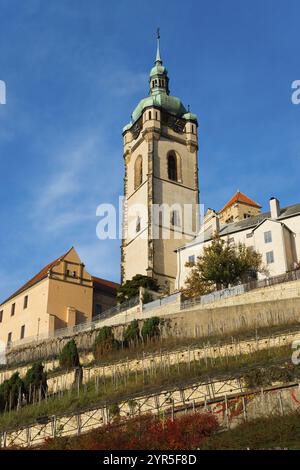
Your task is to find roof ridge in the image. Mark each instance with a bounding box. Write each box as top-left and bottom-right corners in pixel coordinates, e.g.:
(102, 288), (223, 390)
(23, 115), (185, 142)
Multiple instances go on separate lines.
(219, 191), (262, 213)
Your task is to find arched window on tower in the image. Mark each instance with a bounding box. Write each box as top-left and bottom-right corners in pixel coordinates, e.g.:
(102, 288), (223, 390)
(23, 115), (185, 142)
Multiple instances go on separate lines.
(134, 155), (143, 190)
(167, 152), (177, 181)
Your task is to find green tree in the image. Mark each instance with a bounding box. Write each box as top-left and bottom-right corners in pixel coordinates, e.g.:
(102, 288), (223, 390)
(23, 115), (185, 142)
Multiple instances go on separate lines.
(0, 372), (24, 412)
(183, 234), (266, 298)
(123, 320), (140, 346)
(93, 326), (120, 361)
(59, 339), (80, 370)
(141, 317), (160, 340)
(117, 274), (159, 304)
(23, 362), (48, 403)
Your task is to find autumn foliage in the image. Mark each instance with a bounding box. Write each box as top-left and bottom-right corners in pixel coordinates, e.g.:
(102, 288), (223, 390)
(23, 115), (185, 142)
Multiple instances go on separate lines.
(40, 412), (218, 450)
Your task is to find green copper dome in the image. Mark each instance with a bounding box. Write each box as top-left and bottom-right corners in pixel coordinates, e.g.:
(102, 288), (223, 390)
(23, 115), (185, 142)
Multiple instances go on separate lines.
(132, 94), (187, 123)
(150, 63), (167, 77)
(124, 32), (197, 132)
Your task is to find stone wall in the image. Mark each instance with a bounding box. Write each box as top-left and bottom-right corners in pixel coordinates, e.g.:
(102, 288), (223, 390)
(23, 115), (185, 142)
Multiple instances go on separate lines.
(170, 297), (300, 339)
(3, 291), (300, 369)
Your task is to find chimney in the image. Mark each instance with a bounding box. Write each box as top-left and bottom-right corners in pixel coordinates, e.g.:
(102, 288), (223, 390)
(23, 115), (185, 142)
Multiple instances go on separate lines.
(270, 197), (280, 219)
(211, 214), (220, 234)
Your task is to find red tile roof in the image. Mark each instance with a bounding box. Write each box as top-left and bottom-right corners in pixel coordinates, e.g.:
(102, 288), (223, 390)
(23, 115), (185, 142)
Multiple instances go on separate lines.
(1, 249), (71, 306)
(220, 191), (262, 213)
(1, 250), (120, 306)
(92, 276), (120, 291)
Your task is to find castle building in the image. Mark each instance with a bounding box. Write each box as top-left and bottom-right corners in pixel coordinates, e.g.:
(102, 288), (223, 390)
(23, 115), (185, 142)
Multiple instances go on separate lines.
(218, 191), (262, 224)
(121, 33), (199, 292)
(0, 248), (119, 347)
(176, 196), (300, 289)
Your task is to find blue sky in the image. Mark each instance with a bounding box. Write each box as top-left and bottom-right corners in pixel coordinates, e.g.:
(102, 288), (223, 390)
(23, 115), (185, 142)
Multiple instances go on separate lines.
(0, 0), (299, 301)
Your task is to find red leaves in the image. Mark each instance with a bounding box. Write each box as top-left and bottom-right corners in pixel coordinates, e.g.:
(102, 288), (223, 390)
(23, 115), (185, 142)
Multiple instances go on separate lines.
(41, 412), (219, 450)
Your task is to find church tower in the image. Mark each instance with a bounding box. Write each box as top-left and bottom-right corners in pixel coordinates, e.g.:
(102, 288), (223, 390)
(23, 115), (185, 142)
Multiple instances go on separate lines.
(121, 32), (199, 292)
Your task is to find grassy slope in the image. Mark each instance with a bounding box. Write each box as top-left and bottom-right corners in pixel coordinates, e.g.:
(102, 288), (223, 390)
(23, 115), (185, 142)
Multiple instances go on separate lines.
(200, 411), (300, 449)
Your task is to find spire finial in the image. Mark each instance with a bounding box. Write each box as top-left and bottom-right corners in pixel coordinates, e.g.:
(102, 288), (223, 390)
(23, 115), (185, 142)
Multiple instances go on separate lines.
(155, 27), (162, 64)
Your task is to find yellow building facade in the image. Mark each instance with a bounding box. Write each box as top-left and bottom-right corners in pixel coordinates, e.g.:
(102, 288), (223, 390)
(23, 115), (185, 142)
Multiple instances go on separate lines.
(0, 248), (118, 347)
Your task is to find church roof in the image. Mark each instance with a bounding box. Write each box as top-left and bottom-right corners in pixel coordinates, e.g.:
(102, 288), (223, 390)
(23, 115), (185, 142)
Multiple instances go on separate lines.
(219, 191), (262, 213)
(131, 94), (188, 123)
(125, 32), (197, 129)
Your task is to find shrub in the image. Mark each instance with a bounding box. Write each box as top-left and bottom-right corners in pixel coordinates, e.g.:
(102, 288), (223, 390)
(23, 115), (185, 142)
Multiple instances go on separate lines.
(117, 274), (159, 304)
(123, 320), (140, 346)
(93, 326), (120, 361)
(142, 291), (153, 305)
(244, 365), (294, 389)
(141, 317), (160, 341)
(40, 412), (218, 450)
(59, 339), (80, 370)
(0, 372), (24, 412)
(109, 403), (120, 418)
(23, 362), (48, 403)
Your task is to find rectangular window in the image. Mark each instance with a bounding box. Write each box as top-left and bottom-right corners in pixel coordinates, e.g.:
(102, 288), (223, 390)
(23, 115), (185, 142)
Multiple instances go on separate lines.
(188, 255), (195, 265)
(95, 304), (102, 316)
(23, 295), (28, 309)
(266, 251), (274, 264)
(264, 231), (272, 243)
(228, 237), (234, 244)
(11, 303), (15, 316)
(246, 232), (253, 238)
(0, 310), (3, 323)
(7, 332), (12, 346)
(20, 325), (25, 340)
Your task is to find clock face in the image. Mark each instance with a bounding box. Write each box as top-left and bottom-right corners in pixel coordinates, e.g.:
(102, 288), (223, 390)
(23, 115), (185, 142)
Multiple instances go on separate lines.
(162, 112), (185, 133)
(131, 118), (142, 140)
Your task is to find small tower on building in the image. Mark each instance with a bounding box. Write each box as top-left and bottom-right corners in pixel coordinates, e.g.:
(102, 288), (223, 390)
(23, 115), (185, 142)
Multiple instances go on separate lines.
(219, 191), (262, 224)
